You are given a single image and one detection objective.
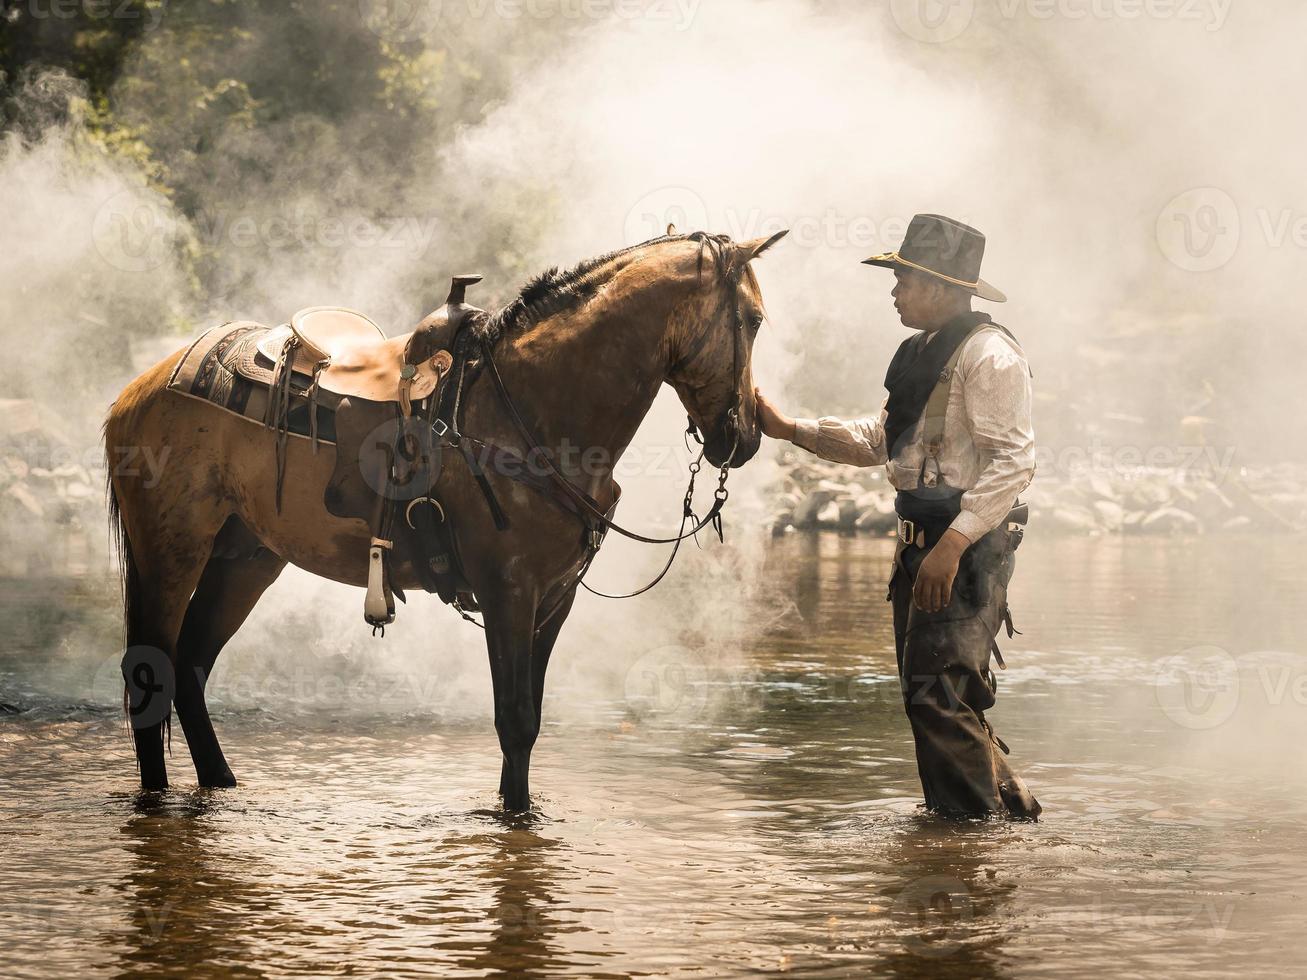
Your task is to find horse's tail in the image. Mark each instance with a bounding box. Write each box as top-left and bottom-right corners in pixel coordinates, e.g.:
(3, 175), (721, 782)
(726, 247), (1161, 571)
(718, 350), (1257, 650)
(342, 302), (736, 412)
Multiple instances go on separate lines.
(104, 444), (139, 650)
(103, 394), (149, 732)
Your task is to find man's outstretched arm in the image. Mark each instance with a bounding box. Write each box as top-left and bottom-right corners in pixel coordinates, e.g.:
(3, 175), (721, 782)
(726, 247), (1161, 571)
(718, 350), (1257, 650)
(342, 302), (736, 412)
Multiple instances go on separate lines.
(754, 388), (890, 467)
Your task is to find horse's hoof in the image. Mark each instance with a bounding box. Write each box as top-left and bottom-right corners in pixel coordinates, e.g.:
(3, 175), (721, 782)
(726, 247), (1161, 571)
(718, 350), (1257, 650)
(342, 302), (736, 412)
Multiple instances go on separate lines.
(500, 791), (531, 814)
(199, 769), (237, 789)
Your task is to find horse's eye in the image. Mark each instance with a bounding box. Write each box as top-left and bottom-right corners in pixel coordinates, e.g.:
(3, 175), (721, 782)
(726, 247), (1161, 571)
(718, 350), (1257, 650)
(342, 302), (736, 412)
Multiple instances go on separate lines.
(749, 315), (764, 333)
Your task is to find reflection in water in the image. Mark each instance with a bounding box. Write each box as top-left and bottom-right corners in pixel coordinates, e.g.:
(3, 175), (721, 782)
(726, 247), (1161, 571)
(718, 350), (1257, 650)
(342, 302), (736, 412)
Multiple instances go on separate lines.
(112, 793), (267, 979)
(453, 822), (574, 979)
(875, 819), (1017, 980)
(3, 533), (1307, 977)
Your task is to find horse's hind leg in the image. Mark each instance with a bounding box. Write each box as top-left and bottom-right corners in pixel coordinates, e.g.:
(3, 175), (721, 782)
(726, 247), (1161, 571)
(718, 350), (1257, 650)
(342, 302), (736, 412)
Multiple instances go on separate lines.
(174, 526), (286, 787)
(119, 516), (226, 791)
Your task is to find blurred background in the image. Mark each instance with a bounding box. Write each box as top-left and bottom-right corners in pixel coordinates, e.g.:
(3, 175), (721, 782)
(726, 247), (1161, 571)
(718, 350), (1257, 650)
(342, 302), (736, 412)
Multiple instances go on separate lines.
(2, 0), (1304, 581)
(3, 4), (1306, 975)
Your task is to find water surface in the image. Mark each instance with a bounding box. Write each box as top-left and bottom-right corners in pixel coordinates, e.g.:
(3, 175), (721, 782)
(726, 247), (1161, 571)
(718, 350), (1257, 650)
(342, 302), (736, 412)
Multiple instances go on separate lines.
(2, 534), (1305, 977)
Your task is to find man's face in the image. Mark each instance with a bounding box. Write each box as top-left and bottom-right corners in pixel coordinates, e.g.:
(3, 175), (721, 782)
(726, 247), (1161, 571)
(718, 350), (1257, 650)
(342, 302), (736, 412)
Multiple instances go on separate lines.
(891, 269), (949, 331)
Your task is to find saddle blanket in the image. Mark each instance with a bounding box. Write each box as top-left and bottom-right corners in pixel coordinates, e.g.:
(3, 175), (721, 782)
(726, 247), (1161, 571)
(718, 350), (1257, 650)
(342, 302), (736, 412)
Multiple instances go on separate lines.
(166, 322), (338, 444)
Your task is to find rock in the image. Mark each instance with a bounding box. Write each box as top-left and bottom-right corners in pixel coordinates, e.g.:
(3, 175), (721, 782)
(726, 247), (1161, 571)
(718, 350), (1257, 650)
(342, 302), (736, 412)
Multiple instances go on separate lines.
(1128, 479), (1173, 509)
(793, 488), (838, 528)
(64, 481), (96, 501)
(1141, 507), (1202, 534)
(1188, 481), (1235, 522)
(816, 500), (843, 527)
(1087, 471), (1117, 501)
(836, 498), (860, 530)
(856, 506), (897, 534)
(4, 483), (44, 518)
(0, 399), (42, 439)
(1092, 499), (1125, 531)
(2, 455), (28, 481)
(855, 490), (894, 513)
(1049, 505), (1099, 534)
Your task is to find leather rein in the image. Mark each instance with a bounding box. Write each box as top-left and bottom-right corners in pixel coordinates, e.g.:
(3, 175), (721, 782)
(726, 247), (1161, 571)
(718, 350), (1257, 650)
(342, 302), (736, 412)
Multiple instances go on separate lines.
(475, 265), (748, 599)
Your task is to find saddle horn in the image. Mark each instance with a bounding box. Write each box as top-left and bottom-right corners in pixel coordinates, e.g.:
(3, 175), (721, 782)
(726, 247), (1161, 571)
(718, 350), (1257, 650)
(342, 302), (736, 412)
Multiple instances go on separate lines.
(446, 274), (483, 306)
(405, 275), (486, 368)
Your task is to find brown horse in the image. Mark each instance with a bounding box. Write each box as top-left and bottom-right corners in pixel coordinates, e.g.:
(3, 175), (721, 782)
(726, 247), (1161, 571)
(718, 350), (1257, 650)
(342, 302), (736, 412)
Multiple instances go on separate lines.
(104, 230), (786, 811)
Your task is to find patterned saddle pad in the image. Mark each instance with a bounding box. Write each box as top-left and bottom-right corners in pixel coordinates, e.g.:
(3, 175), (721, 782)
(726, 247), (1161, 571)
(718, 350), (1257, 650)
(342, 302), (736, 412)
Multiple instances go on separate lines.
(166, 322), (339, 444)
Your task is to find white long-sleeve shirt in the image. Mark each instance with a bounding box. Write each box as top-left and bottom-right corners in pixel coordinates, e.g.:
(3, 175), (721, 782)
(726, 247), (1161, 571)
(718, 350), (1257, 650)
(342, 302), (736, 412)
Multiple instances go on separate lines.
(793, 326), (1036, 543)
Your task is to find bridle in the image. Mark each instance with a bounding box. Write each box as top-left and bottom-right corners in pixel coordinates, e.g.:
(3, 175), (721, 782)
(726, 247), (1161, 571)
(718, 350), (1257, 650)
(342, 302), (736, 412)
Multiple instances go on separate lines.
(477, 243), (751, 599)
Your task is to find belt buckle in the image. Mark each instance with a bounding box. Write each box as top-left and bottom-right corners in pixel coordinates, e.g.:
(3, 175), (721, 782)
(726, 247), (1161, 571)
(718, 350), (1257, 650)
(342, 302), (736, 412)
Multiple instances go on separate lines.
(898, 518), (916, 545)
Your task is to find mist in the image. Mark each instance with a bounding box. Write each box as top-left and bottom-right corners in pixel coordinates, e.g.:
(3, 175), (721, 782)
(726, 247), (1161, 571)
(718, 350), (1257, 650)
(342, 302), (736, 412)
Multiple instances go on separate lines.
(2, 0), (1301, 721)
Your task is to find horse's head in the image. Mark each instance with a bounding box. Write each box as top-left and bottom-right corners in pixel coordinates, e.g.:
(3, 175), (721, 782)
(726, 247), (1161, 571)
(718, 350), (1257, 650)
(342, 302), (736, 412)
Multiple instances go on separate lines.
(665, 230), (788, 469)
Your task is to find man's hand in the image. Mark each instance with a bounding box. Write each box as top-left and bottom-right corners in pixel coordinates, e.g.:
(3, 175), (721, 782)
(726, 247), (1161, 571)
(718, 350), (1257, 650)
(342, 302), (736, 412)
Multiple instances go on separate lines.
(912, 529), (971, 613)
(754, 387), (797, 441)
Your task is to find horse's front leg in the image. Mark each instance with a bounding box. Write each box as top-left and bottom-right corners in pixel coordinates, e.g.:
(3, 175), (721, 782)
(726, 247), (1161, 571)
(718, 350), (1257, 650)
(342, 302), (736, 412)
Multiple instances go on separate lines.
(482, 584), (540, 812)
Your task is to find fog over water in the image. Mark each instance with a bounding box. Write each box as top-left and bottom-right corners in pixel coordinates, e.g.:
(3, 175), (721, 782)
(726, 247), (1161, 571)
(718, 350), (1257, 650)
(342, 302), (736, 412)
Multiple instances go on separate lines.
(1, 0), (1302, 708)
(5, 5), (1307, 976)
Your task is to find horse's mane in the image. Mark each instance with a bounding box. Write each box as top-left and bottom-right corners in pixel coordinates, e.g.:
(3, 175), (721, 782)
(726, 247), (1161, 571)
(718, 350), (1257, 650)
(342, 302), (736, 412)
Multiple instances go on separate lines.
(474, 232), (736, 346)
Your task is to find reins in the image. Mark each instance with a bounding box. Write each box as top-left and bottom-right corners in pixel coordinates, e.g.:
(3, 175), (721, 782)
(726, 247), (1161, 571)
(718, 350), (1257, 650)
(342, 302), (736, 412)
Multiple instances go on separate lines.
(471, 246), (748, 600)
(481, 345), (737, 547)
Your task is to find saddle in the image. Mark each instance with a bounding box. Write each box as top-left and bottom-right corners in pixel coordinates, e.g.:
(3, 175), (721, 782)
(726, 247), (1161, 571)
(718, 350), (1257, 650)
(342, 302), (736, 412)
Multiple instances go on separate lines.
(173, 275), (607, 634)
(253, 305), (452, 405)
(320, 277), (491, 632)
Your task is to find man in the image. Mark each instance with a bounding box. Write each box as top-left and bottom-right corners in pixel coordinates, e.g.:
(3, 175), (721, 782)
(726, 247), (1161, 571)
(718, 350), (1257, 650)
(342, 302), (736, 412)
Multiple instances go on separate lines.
(756, 213), (1040, 819)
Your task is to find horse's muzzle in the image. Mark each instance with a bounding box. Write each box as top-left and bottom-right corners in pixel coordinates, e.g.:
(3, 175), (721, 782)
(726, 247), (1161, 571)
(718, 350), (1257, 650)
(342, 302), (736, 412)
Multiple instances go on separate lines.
(703, 411), (761, 469)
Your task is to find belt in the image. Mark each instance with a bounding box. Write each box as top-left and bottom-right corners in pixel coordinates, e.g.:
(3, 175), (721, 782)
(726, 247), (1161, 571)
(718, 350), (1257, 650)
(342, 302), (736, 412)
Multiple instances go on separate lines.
(897, 502), (1029, 549)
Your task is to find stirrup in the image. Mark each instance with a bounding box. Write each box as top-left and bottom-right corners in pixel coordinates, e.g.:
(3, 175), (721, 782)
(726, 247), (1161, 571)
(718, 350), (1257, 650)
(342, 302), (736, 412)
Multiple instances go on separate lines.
(365, 538), (396, 633)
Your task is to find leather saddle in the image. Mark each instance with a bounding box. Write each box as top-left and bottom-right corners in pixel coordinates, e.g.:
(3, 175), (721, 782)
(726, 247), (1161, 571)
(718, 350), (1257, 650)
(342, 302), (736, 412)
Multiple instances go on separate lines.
(255, 306), (449, 404)
(320, 277), (488, 631)
(253, 277), (484, 405)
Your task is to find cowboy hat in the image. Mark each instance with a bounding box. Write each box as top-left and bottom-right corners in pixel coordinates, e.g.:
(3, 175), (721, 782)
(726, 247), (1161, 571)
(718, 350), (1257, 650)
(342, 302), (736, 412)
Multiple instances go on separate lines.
(863, 213), (1006, 303)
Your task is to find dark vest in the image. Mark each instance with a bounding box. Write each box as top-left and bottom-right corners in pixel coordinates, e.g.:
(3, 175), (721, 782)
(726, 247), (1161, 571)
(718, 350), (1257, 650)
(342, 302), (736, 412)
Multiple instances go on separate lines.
(884, 313), (1022, 523)
(883, 311), (993, 458)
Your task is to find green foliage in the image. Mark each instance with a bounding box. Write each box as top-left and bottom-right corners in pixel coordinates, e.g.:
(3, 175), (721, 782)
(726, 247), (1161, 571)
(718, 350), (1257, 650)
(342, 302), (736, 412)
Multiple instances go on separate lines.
(2, 0), (567, 303)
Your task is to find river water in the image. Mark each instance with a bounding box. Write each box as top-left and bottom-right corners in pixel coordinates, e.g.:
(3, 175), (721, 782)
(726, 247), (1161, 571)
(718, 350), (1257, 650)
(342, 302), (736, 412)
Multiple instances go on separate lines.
(2, 533), (1305, 978)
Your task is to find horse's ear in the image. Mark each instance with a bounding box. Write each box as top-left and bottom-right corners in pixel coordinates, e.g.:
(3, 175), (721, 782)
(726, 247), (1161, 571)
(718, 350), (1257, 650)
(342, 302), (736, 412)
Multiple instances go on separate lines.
(667, 223), (678, 235)
(739, 229), (789, 261)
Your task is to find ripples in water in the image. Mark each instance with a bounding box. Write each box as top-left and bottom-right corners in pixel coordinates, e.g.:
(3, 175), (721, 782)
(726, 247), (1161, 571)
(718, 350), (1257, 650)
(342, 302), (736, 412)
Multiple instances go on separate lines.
(2, 533), (1306, 977)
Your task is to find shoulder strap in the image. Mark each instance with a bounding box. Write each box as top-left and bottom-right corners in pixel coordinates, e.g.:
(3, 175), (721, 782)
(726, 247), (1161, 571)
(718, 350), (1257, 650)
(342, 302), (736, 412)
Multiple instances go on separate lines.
(922, 323), (993, 459)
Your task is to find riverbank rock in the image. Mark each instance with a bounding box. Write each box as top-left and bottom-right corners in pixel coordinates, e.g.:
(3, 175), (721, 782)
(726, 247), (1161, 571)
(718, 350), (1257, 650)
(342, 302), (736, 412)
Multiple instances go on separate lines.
(766, 453), (1307, 537)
